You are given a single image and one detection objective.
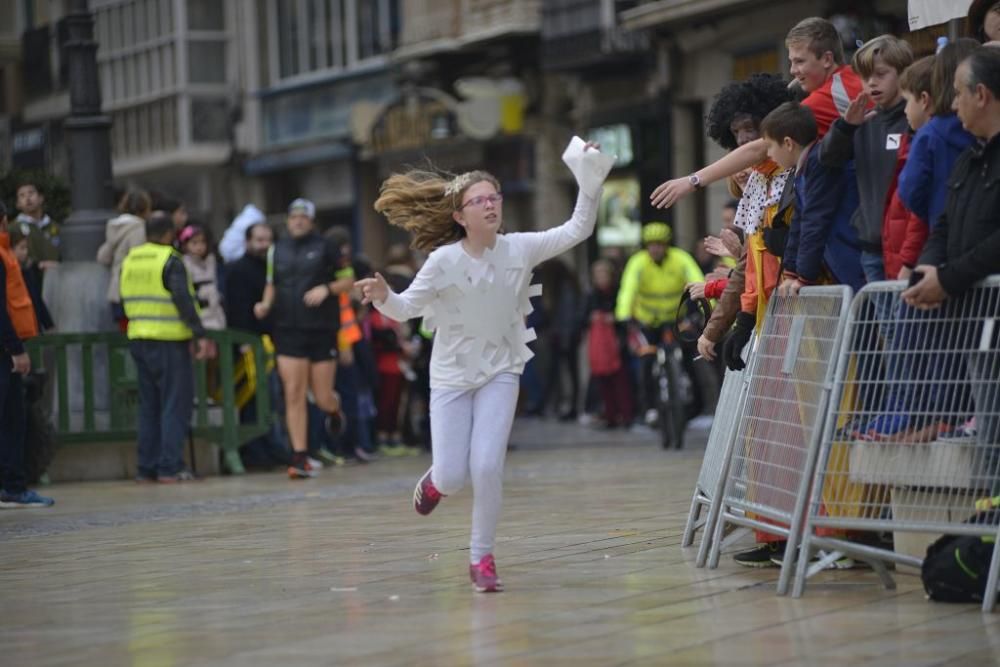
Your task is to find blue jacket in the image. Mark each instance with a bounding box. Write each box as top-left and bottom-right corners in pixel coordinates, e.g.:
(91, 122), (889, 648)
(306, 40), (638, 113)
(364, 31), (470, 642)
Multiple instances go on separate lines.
(897, 114), (976, 230)
(784, 144), (865, 292)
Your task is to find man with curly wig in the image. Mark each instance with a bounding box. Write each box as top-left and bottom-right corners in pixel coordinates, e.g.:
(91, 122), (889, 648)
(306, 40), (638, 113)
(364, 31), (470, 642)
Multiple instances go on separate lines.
(695, 73), (792, 367)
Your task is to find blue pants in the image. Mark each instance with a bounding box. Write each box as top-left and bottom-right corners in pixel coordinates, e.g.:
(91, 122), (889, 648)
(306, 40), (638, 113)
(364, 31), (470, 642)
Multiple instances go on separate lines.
(129, 340), (194, 478)
(0, 355), (27, 495)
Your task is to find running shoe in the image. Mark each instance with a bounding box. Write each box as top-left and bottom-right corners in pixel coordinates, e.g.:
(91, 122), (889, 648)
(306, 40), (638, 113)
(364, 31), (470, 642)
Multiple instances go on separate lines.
(733, 542), (784, 568)
(413, 467), (444, 515)
(469, 554), (504, 593)
(288, 453), (317, 479)
(158, 470), (198, 484)
(0, 489), (55, 508)
(314, 448), (346, 467)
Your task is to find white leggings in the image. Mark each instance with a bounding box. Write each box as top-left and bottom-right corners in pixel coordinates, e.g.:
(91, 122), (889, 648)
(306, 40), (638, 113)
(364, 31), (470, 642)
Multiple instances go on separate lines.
(429, 372), (520, 563)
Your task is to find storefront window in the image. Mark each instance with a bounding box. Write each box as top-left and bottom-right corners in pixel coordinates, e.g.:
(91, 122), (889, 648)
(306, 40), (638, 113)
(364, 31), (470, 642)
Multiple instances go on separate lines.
(588, 123), (633, 168)
(596, 176), (642, 248)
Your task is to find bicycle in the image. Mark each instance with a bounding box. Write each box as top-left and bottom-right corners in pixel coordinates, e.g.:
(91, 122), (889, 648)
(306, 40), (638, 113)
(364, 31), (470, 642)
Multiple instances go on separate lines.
(633, 326), (697, 449)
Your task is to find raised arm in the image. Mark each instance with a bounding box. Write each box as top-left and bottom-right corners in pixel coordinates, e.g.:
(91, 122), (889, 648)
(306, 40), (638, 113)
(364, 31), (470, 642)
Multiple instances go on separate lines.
(516, 191), (599, 268)
(650, 139), (769, 209)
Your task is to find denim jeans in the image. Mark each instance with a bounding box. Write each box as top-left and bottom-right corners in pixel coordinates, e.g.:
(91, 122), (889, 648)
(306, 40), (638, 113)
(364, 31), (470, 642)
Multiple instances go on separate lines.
(0, 355), (27, 494)
(859, 250), (885, 284)
(129, 340), (194, 477)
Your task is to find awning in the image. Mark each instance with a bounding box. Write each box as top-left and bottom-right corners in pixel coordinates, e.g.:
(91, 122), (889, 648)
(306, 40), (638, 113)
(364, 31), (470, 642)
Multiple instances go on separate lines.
(619, 0), (760, 31)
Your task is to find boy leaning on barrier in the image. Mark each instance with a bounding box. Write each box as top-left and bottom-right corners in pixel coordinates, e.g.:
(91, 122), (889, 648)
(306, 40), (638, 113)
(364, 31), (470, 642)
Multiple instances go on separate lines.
(904, 47), (1000, 490)
(0, 200), (54, 508)
(772, 101), (865, 297)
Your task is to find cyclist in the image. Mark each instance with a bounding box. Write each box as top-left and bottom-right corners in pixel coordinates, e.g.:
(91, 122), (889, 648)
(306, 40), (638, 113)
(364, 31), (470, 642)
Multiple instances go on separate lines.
(615, 222), (705, 427)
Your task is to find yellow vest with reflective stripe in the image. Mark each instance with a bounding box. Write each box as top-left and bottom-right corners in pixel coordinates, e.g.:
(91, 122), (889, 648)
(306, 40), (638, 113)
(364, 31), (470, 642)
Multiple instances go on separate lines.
(616, 249), (705, 327)
(120, 242), (197, 341)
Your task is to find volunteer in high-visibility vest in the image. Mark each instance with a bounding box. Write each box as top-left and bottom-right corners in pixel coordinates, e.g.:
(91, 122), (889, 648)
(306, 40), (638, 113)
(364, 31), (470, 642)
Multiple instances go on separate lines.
(615, 222), (704, 425)
(121, 212), (211, 483)
(253, 198), (354, 479)
(0, 201), (53, 508)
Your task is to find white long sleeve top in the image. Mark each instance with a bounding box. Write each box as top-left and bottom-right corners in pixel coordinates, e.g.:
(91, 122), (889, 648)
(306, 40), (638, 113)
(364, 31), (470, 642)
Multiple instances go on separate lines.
(375, 191), (599, 390)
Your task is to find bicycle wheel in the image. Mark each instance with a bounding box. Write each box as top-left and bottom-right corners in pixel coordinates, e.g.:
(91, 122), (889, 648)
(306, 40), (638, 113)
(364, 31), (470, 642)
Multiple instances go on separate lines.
(663, 352), (687, 449)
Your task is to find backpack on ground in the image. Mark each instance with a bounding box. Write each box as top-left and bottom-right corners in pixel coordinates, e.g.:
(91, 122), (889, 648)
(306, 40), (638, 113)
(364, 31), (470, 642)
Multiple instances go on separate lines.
(921, 509), (999, 604)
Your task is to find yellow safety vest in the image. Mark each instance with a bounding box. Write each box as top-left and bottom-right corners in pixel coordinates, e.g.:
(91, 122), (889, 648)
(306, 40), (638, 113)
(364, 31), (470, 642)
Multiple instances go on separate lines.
(120, 242), (198, 341)
(616, 249), (705, 327)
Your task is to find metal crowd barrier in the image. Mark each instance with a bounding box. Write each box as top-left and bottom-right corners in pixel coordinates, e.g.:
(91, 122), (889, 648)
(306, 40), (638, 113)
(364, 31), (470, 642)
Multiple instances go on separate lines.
(794, 278), (1000, 612)
(25, 329), (272, 475)
(703, 286), (854, 595)
(681, 358), (752, 564)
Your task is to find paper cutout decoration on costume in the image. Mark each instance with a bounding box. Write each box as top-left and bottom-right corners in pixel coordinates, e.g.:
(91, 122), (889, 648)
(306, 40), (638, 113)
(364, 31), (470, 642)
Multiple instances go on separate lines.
(421, 237), (540, 384)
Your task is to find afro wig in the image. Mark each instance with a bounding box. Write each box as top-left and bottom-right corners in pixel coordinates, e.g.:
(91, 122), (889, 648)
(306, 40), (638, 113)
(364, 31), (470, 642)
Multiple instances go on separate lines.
(705, 73), (793, 151)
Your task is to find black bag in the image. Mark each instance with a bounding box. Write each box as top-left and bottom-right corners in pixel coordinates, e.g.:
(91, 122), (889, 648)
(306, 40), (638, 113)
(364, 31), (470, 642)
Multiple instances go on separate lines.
(762, 218), (789, 256)
(921, 510), (999, 604)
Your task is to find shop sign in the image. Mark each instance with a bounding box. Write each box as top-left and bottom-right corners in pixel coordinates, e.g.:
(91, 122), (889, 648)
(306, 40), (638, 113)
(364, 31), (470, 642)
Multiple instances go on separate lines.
(370, 95), (458, 154)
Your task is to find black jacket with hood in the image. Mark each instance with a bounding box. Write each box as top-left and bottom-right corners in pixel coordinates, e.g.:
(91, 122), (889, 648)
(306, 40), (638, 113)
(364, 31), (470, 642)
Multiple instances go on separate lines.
(919, 133), (1000, 296)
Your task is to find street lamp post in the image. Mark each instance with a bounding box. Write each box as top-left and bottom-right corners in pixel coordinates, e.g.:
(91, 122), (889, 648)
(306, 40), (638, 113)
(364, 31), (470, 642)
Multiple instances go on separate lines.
(40, 0), (117, 411)
(60, 0), (115, 261)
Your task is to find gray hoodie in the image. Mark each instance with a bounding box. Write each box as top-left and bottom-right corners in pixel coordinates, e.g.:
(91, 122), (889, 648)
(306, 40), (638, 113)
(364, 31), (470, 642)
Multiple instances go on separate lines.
(97, 213), (146, 303)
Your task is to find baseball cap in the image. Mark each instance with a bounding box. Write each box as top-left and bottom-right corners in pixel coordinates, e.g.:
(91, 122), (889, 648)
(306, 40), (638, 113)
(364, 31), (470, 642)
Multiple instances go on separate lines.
(288, 198), (316, 219)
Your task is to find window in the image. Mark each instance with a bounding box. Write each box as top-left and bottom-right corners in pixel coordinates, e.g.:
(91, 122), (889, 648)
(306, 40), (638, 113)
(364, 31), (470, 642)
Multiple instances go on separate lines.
(188, 41), (227, 83)
(270, 0), (398, 82)
(187, 0), (225, 30)
(191, 98), (229, 142)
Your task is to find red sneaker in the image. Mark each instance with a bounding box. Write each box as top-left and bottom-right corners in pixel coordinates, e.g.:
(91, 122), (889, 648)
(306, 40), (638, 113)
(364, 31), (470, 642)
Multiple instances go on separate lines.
(469, 554), (504, 593)
(413, 468), (444, 515)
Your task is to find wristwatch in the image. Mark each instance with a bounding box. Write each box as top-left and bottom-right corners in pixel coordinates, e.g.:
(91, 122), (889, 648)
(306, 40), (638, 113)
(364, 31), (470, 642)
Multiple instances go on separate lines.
(688, 173), (703, 189)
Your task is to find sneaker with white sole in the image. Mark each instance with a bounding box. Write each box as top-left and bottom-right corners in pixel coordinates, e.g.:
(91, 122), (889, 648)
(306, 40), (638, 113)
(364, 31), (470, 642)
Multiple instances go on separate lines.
(0, 489), (55, 508)
(413, 467), (444, 516)
(469, 554), (504, 593)
(733, 542), (784, 568)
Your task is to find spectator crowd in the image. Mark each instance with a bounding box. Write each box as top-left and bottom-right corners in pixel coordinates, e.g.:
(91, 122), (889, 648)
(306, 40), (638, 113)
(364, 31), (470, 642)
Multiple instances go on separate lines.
(1, 4), (999, 510)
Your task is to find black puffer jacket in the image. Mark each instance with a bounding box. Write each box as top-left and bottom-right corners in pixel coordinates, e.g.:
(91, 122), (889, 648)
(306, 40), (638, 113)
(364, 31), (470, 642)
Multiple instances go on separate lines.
(919, 133), (1000, 296)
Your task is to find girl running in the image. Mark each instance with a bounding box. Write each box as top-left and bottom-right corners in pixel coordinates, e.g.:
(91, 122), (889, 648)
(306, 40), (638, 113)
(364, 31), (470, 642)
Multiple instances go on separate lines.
(356, 139), (611, 592)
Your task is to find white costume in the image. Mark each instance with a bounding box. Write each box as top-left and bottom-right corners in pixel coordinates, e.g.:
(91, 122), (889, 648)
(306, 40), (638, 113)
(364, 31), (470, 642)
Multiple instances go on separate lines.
(374, 138), (612, 562)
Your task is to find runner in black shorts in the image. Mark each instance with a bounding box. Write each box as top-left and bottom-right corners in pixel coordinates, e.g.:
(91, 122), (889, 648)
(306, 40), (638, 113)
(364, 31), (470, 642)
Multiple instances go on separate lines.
(254, 198), (353, 478)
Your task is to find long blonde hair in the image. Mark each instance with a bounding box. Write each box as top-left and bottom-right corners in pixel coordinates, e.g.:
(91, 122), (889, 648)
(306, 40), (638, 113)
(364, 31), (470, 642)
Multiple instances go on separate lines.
(373, 169), (500, 252)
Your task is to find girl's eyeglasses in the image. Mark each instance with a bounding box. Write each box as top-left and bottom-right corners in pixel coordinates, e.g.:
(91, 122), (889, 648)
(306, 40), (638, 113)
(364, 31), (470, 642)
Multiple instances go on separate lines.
(459, 193), (503, 210)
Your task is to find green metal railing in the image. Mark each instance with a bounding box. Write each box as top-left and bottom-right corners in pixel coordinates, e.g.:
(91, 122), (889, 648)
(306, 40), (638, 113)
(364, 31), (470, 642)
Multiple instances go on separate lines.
(25, 329), (272, 474)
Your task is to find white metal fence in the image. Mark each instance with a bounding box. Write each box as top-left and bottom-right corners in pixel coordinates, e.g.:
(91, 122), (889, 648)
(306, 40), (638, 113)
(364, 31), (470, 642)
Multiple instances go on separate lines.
(700, 286), (854, 595)
(794, 279), (1000, 612)
(681, 361), (751, 559)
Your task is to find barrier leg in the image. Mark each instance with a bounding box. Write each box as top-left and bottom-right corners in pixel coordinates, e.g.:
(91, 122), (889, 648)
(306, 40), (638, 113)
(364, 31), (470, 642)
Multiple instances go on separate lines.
(681, 491), (704, 548)
(792, 532), (812, 598)
(983, 524), (1000, 613)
